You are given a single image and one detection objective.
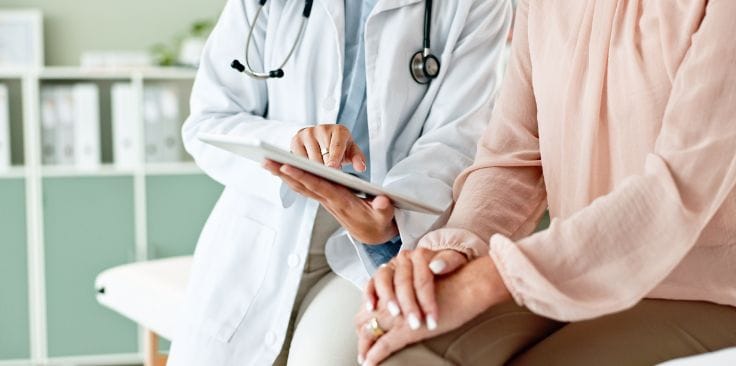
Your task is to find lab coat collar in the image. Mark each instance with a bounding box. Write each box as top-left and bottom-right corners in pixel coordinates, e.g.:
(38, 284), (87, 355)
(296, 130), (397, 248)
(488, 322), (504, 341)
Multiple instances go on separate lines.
(314, 0), (423, 25)
(372, 0), (423, 15)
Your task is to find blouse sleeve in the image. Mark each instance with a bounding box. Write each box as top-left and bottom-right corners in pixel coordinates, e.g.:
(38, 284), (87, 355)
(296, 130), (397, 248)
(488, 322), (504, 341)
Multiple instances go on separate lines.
(488, 0), (736, 321)
(418, 0), (548, 258)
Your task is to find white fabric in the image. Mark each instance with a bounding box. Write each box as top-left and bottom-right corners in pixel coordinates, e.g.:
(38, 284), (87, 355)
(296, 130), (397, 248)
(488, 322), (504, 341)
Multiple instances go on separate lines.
(168, 0), (512, 364)
(287, 273), (362, 366)
(95, 256), (191, 340)
(658, 348), (736, 366)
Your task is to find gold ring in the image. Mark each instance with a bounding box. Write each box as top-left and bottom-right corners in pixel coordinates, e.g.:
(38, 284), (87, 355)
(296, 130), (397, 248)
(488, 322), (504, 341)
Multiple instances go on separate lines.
(366, 317), (385, 339)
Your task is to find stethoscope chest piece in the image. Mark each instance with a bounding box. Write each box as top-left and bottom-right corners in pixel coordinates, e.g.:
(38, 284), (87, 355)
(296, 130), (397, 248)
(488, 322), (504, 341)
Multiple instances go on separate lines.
(410, 51), (440, 84)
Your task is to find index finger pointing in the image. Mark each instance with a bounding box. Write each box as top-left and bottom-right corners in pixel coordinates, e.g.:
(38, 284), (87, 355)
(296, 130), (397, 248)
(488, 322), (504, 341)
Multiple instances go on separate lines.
(327, 127), (350, 169)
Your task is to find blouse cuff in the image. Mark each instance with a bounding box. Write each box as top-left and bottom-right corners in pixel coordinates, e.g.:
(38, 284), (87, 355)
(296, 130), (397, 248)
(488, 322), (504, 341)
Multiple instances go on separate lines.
(488, 233), (527, 308)
(417, 228), (489, 259)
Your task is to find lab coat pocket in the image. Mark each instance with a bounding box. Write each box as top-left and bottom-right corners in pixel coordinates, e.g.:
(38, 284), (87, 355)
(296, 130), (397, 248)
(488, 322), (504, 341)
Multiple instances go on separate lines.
(197, 213), (277, 343)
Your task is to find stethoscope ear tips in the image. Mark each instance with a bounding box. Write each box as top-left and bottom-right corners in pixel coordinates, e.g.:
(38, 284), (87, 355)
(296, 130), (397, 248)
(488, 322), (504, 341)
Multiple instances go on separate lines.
(231, 60), (246, 73)
(269, 69), (285, 78)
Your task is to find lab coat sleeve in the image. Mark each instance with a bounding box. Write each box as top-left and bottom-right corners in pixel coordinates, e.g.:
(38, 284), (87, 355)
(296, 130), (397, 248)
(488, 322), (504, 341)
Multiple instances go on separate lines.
(382, 0), (514, 247)
(182, 0), (304, 201)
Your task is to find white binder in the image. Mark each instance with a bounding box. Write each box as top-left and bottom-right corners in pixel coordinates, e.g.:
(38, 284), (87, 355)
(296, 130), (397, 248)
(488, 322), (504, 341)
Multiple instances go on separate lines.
(143, 86), (183, 163)
(40, 87), (60, 165)
(158, 87), (183, 162)
(0, 84), (10, 171)
(143, 87), (164, 163)
(112, 83), (140, 168)
(53, 87), (77, 166)
(72, 84), (101, 169)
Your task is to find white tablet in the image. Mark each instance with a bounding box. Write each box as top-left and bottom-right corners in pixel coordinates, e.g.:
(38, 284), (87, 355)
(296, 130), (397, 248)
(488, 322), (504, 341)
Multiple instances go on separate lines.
(198, 133), (445, 215)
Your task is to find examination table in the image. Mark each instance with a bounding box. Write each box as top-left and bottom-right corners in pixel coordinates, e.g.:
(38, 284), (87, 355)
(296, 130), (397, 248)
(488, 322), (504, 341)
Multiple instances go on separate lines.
(95, 256), (191, 366)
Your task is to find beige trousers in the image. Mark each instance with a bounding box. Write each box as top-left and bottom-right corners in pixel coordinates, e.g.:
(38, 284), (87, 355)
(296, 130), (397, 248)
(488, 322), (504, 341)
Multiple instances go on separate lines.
(273, 206), (362, 366)
(383, 299), (736, 366)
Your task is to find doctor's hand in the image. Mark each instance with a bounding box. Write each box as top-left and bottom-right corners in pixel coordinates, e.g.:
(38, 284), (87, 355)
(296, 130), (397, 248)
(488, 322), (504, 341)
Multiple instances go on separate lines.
(363, 248), (468, 335)
(291, 125), (367, 171)
(263, 162), (399, 244)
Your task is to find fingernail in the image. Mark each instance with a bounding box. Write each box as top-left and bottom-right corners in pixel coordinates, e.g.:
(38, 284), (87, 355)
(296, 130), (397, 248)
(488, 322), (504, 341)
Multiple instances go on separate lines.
(408, 313), (421, 330)
(358, 355), (365, 364)
(360, 159), (367, 172)
(429, 259), (447, 274)
(365, 301), (374, 312)
(387, 301), (401, 317)
(426, 315), (438, 331)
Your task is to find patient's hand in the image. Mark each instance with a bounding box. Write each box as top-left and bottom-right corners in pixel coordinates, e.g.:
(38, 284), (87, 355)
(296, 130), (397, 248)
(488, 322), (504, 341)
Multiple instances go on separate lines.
(363, 248), (468, 332)
(355, 256), (511, 365)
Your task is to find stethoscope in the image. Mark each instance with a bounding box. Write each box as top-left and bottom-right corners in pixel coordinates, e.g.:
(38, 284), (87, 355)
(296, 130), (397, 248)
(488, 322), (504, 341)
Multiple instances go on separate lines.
(231, 0), (441, 85)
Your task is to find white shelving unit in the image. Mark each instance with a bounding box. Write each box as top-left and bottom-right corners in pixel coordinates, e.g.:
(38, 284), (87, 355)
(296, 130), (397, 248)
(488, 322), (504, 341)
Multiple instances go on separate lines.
(0, 66), (201, 366)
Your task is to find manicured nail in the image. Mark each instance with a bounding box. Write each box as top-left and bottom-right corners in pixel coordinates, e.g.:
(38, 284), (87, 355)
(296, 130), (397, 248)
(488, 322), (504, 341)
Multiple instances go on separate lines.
(365, 301), (374, 312)
(358, 355), (365, 364)
(429, 259), (447, 274)
(408, 313), (421, 330)
(387, 301), (401, 317)
(360, 159), (367, 172)
(426, 315), (438, 331)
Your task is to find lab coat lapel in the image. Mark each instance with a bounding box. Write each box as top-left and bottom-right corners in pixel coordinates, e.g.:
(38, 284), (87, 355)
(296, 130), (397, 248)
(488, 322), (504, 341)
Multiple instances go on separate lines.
(314, 0), (345, 80)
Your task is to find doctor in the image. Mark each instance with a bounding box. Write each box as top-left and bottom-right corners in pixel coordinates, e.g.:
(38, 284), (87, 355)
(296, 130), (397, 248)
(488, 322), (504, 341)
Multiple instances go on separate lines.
(168, 0), (511, 365)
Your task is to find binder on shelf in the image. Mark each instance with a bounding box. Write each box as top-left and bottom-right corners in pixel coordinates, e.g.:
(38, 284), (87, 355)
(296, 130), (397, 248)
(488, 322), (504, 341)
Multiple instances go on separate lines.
(54, 87), (76, 166)
(143, 86), (183, 163)
(40, 87), (61, 165)
(158, 87), (184, 163)
(0, 84), (9, 171)
(72, 84), (101, 169)
(143, 87), (163, 163)
(112, 83), (140, 168)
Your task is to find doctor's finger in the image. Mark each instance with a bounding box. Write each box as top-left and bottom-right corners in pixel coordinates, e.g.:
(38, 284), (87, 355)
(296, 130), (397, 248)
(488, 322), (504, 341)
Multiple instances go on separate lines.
(288, 140), (308, 159)
(283, 165), (356, 205)
(326, 126), (351, 169)
(301, 137), (326, 164)
(262, 160), (282, 175)
(347, 143), (367, 172)
(394, 252), (423, 331)
(278, 167), (327, 201)
(373, 264), (401, 317)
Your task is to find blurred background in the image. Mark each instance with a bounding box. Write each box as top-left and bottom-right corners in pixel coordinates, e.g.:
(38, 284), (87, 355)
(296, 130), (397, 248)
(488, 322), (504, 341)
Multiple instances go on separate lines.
(0, 1), (227, 365)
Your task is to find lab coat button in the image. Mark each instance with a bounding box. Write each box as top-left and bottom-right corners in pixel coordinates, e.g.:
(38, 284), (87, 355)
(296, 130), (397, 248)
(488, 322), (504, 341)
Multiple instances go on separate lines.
(265, 331), (278, 347)
(322, 96), (337, 111)
(287, 254), (300, 268)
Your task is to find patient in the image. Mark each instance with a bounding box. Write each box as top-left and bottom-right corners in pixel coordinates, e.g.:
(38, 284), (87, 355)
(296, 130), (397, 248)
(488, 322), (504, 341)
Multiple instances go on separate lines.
(354, 0), (736, 365)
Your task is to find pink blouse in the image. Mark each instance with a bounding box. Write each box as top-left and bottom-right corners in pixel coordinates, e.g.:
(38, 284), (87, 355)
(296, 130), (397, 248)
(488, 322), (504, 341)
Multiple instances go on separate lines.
(419, 0), (736, 321)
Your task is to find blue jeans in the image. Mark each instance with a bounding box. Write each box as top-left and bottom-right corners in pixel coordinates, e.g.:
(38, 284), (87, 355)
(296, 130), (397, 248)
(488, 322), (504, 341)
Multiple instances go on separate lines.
(363, 238), (402, 267)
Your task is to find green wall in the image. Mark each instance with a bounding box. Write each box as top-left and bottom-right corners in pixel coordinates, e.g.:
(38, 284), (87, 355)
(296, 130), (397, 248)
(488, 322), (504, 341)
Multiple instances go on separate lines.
(1, 0), (227, 66)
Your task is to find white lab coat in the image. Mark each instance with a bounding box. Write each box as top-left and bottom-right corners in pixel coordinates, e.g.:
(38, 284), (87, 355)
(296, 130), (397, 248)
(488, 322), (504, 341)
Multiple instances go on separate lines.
(168, 0), (511, 364)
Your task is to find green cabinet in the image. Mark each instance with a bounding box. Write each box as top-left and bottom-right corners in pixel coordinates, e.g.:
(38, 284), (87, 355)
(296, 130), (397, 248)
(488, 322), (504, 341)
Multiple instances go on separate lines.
(146, 174), (223, 259)
(43, 177), (138, 357)
(0, 179), (31, 360)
